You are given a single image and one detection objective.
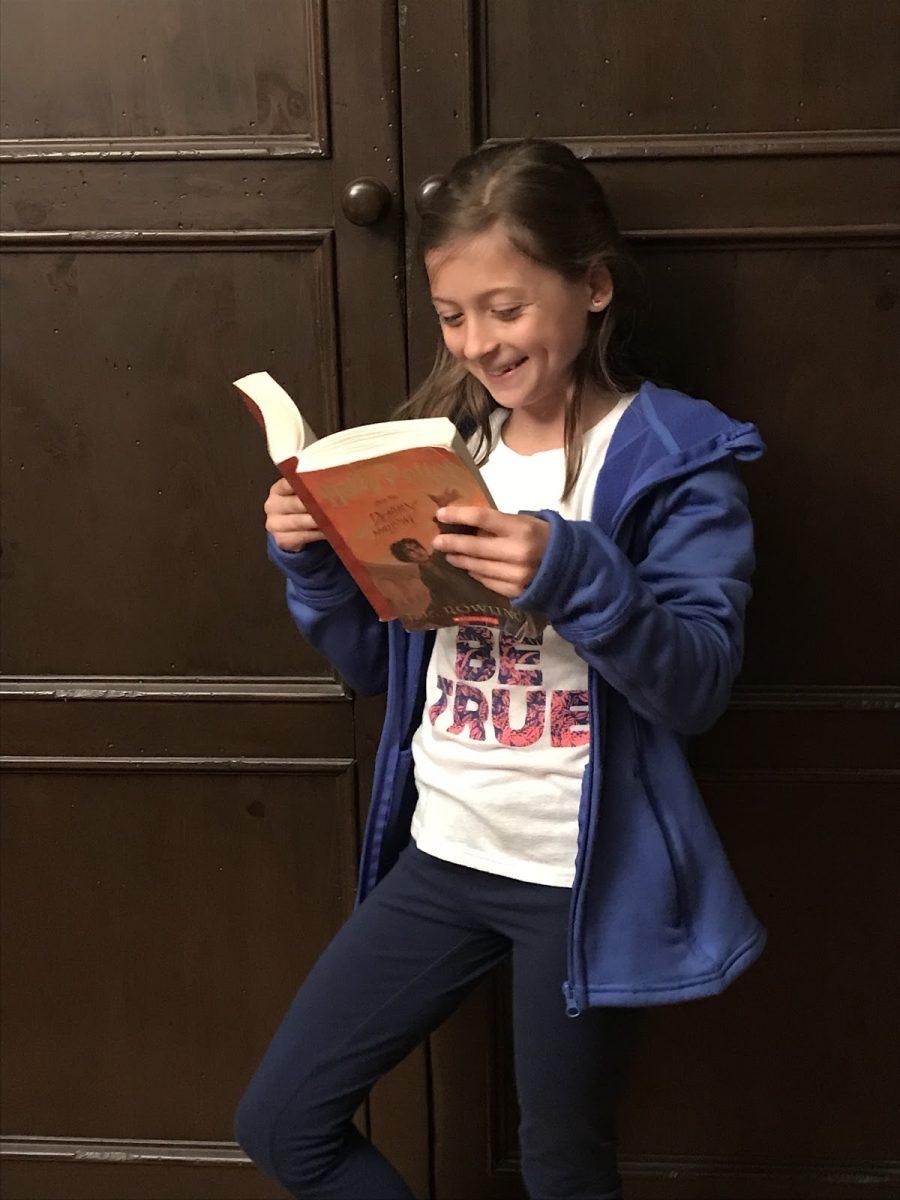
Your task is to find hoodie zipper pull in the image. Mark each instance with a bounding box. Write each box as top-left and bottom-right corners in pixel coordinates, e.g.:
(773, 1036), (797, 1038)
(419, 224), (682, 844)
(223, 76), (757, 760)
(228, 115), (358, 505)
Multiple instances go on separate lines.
(563, 982), (583, 1018)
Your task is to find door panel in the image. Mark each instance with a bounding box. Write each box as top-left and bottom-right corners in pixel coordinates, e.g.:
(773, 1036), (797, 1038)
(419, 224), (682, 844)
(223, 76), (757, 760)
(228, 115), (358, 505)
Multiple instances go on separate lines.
(627, 237), (900, 685)
(1, 0), (328, 152)
(0, 1), (425, 1197)
(2, 768), (359, 1138)
(399, 3), (899, 1198)
(482, 0), (897, 144)
(2, 235), (338, 678)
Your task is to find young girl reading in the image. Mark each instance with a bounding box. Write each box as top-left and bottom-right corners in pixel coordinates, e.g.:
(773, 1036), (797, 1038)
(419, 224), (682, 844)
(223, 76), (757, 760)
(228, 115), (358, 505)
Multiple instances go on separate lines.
(235, 138), (766, 1200)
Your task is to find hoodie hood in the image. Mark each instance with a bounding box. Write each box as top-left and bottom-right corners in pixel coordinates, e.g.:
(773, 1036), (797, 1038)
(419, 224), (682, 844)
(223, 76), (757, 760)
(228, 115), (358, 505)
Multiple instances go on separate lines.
(593, 382), (765, 535)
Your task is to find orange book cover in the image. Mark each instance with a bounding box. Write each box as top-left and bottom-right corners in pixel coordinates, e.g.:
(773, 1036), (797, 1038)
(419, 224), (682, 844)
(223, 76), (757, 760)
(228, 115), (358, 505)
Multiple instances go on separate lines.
(235, 373), (540, 634)
(234, 372), (542, 638)
(284, 445), (528, 631)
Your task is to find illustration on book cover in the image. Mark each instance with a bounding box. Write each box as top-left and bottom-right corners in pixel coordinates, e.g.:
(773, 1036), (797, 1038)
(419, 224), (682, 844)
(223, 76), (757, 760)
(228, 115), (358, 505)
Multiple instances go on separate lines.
(297, 452), (543, 635)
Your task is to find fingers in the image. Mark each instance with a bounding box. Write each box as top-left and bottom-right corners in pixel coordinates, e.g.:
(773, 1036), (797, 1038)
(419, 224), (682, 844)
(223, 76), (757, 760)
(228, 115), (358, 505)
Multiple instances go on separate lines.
(267, 510), (321, 534)
(265, 477), (325, 550)
(267, 514), (327, 551)
(434, 517), (546, 563)
(446, 555), (523, 585)
(434, 509), (550, 595)
(267, 477), (307, 511)
(465, 574), (519, 598)
(434, 532), (501, 560)
(266, 479), (315, 523)
(266, 507), (326, 551)
(436, 505), (510, 534)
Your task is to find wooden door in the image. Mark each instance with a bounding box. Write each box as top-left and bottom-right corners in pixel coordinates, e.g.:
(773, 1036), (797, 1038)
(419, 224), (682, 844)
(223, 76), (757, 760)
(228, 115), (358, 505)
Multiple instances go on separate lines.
(3, 3), (898, 1199)
(399, 3), (899, 1199)
(0, 2), (429, 1197)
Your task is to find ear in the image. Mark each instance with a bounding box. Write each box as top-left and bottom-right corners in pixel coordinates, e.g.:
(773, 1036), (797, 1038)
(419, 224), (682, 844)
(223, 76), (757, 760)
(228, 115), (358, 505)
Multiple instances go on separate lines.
(586, 260), (613, 312)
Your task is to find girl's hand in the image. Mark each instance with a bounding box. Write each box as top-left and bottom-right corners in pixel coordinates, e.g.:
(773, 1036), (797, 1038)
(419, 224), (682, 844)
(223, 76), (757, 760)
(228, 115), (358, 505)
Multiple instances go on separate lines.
(432, 505), (550, 597)
(265, 477), (327, 551)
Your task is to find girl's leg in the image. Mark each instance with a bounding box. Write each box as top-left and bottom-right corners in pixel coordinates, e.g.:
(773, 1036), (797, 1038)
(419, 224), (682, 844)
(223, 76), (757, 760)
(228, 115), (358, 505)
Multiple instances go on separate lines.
(506, 884), (641, 1200)
(234, 842), (510, 1199)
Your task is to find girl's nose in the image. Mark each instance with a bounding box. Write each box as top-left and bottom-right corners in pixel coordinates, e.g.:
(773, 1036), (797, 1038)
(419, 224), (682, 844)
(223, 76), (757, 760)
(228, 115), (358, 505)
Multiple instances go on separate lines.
(462, 317), (499, 363)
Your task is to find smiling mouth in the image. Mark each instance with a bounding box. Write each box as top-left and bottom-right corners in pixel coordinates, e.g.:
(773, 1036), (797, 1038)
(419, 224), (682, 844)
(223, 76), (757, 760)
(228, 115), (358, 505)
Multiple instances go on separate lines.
(485, 356), (528, 378)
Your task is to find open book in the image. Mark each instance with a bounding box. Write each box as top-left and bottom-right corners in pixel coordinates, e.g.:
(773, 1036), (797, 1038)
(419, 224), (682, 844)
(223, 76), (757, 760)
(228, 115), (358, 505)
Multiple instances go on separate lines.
(234, 371), (541, 635)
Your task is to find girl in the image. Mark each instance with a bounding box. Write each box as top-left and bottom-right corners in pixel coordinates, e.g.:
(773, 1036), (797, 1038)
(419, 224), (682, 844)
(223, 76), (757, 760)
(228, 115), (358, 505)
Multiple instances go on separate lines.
(235, 139), (766, 1200)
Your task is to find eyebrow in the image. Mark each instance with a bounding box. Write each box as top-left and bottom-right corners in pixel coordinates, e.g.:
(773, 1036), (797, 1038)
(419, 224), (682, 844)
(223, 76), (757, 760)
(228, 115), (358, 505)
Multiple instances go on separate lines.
(431, 287), (525, 305)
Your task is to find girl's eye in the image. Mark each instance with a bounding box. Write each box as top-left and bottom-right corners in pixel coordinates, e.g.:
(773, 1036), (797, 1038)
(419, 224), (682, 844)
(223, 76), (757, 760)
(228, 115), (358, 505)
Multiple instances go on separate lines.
(437, 306), (523, 326)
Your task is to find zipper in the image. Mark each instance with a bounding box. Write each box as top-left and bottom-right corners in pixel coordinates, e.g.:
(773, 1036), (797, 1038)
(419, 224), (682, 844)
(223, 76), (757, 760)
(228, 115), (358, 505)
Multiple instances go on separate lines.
(563, 982), (582, 1018)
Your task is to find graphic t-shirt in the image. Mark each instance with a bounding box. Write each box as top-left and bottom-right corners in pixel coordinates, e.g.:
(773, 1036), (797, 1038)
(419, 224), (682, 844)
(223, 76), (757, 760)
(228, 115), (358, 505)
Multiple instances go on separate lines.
(410, 394), (634, 886)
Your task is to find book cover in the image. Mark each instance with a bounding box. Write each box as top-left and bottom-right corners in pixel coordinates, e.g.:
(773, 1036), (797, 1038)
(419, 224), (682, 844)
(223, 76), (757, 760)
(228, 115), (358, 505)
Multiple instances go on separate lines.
(235, 374), (540, 635)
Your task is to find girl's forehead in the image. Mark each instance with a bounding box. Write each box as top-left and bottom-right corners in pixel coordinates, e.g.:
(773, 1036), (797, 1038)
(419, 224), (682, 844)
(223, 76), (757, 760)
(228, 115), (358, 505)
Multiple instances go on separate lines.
(426, 229), (546, 296)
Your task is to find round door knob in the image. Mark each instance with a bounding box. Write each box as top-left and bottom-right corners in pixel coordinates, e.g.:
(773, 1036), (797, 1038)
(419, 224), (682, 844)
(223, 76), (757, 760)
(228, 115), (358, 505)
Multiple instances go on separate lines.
(415, 175), (445, 215)
(341, 177), (392, 226)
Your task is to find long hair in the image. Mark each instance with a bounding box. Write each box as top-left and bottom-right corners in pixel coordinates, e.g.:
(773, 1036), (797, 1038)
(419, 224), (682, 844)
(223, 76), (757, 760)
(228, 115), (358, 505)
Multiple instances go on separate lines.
(396, 139), (646, 499)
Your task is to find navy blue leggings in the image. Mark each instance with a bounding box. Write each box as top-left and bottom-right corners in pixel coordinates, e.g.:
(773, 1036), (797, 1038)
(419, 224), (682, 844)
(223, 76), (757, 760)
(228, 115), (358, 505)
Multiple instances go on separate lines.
(234, 841), (639, 1199)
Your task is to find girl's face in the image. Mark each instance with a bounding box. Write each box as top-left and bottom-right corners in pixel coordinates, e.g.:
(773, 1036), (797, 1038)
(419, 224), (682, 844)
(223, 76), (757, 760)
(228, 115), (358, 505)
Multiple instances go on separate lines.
(426, 224), (611, 423)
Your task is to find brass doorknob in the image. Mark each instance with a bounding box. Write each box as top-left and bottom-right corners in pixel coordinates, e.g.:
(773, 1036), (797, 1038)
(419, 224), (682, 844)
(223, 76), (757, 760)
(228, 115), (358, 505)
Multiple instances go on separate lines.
(415, 175), (445, 215)
(341, 177), (392, 226)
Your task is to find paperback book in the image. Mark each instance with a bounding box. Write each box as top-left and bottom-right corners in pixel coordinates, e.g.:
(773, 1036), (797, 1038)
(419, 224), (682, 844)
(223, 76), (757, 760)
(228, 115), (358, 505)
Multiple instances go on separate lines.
(234, 371), (541, 635)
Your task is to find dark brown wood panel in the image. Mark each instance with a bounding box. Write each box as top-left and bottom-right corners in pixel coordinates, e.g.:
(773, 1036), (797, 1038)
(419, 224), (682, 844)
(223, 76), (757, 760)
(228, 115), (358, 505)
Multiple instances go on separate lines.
(1, 1), (418, 1196)
(399, 2), (900, 1198)
(583, 155), (900, 234)
(0, 1156), (285, 1200)
(627, 237), (900, 685)
(695, 701), (899, 772)
(1, 235), (340, 679)
(483, 0), (898, 143)
(0, 765), (359, 1137)
(0, 698), (354, 760)
(617, 778), (899, 1167)
(1, 0), (327, 153)
(0, 158), (336, 233)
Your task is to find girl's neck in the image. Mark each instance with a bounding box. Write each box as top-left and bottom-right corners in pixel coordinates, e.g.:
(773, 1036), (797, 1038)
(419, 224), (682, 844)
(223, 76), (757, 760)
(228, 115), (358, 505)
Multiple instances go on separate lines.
(500, 384), (620, 455)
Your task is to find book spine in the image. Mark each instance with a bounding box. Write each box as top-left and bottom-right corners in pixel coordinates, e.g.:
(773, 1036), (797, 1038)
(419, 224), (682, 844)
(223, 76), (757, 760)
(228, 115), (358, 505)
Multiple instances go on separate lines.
(277, 457), (397, 621)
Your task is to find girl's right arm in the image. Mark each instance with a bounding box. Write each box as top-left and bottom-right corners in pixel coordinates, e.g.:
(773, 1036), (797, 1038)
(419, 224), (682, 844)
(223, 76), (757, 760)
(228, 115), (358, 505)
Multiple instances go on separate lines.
(265, 479), (389, 695)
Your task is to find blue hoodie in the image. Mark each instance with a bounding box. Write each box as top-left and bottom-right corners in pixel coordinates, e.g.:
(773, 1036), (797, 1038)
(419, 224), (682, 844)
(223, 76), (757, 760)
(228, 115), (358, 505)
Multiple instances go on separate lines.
(267, 382), (767, 1015)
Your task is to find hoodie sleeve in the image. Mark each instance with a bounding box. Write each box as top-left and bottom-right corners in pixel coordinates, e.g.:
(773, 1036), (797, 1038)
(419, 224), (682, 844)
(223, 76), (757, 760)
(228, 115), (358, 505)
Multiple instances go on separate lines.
(267, 534), (389, 696)
(513, 461), (754, 735)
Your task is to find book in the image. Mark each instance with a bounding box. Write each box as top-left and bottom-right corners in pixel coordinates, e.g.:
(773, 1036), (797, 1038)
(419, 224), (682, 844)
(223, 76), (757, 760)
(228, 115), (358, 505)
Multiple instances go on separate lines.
(233, 371), (542, 635)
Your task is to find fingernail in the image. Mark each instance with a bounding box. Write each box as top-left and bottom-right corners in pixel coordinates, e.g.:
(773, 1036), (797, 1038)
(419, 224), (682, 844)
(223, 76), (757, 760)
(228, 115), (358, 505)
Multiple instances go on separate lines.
(436, 507), (447, 519)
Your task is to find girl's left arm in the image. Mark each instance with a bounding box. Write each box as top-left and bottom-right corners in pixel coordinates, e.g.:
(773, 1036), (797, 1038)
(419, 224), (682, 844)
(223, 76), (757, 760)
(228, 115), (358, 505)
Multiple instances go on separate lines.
(515, 461), (755, 735)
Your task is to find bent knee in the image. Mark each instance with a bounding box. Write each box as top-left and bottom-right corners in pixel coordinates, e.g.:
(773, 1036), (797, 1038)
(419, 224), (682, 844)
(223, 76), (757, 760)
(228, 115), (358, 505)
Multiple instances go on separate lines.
(234, 1079), (341, 1191)
(233, 1084), (275, 1170)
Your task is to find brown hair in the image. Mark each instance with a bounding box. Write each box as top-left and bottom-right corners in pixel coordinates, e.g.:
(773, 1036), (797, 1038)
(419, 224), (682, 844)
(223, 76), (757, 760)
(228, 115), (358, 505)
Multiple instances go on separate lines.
(396, 139), (645, 499)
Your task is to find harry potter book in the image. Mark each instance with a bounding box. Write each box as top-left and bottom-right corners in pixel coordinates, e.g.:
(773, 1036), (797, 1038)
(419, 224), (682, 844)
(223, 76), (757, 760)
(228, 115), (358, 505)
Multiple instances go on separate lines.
(233, 371), (540, 634)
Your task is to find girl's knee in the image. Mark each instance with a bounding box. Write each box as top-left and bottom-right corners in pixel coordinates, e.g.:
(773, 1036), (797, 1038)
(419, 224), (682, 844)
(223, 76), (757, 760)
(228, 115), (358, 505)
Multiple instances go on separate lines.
(233, 1083), (276, 1173)
(233, 1078), (342, 1192)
